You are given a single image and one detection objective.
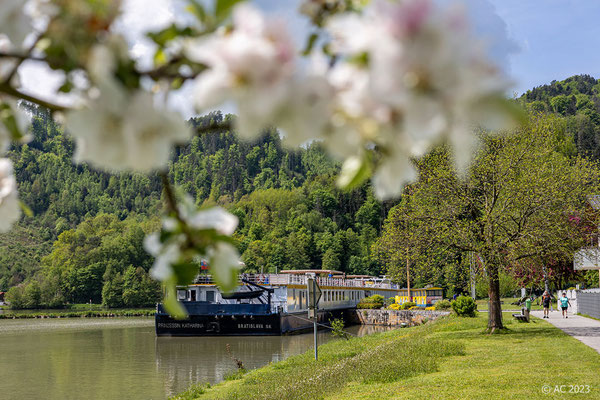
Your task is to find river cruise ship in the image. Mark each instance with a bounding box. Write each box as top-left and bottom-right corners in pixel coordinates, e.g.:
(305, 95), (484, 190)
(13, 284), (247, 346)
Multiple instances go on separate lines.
(155, 270), (399, 336)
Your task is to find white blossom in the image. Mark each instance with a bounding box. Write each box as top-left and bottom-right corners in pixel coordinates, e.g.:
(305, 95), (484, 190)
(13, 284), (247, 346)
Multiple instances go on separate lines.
(65, 37), (191, 172)
(147, 201), (240, 289)
(276, 70), (335, 148)
(0, 37), (18, 84)
(65, 86), (191, 172)
(187, 4), (296, 139)
(188, 207), (239, 235)
(0, 158), (20, 232)
(209, 242), (242, 290)
(323, 0), (513, 199)
(144, 233), (181, 281)
(0, 0), (32, 46)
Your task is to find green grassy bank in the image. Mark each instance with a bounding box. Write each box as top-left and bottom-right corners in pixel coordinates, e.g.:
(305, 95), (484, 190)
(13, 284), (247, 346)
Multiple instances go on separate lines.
(0, 309), (155, 319)
(173, 314), (600, 400)
(475, 297), (544, 311)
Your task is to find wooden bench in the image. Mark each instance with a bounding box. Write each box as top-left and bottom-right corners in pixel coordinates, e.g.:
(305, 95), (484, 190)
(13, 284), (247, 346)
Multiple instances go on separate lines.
(512, 308), (530, 322)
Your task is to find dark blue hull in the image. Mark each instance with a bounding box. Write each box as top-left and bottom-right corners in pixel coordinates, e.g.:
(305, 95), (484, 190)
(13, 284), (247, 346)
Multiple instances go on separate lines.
(155, 302), (351, 336)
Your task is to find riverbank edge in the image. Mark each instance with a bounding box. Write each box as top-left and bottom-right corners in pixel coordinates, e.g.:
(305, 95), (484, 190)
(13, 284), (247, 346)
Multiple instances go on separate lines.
(172, 313), (600, 400)
(0, 309), (155, 318)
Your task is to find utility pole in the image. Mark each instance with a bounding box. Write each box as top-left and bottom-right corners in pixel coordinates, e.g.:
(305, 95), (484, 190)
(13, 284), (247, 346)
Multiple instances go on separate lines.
(307, 275), (322, 361)
(406, 247), (411, 302)
(470, 252), (476, 299)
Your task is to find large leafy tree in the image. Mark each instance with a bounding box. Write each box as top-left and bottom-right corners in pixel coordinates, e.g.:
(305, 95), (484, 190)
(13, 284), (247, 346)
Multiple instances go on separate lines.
(377, 115), (600, 332)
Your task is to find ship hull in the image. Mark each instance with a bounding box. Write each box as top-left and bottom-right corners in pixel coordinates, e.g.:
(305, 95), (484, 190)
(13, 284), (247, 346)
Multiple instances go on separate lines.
(155, 306), (352, 336)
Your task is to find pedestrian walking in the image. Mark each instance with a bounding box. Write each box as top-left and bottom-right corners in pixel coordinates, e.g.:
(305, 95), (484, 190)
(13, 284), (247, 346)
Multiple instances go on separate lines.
(541, 291), (551, 318)
(559, 292), (571, 318)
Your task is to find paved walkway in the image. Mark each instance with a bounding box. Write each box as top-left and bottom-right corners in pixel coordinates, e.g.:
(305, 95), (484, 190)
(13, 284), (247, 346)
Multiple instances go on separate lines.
(531, 310), (600, 354)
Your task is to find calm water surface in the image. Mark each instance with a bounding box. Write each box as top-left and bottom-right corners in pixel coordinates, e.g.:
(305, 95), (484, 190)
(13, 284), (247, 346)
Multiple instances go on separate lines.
(0, 317), (391, 400)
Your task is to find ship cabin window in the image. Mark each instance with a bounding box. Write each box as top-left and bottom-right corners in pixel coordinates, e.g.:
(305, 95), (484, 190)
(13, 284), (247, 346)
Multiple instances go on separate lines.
(206, 290), (215, 303)
(177, 290), (187, 301)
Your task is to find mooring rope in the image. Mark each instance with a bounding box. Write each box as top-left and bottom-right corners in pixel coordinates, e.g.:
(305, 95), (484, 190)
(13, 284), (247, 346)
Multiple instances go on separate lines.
(286, 313), (358, 337)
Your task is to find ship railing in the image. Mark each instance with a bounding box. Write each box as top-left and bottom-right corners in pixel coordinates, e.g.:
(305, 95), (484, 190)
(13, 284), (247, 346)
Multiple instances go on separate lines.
(193, 273), (396, 290)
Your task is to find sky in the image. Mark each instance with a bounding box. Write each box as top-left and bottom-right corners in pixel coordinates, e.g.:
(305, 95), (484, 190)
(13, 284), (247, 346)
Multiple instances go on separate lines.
(18, 0), (600, 116)
(489, 0), (600, 94)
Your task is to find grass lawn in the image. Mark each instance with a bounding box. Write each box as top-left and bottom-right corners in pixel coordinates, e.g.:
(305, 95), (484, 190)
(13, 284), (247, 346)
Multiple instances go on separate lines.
(173, 313), (600, 400)
(476, 297), (544, 311)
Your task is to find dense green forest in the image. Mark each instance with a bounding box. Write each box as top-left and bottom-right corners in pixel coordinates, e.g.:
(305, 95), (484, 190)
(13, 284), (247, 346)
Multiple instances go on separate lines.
(1, 109), (390, 307)
(520, 74), (600, 159)
(4, 75), (600, 308)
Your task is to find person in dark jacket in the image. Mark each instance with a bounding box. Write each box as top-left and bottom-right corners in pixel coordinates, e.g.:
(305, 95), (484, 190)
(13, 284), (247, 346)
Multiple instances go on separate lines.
(541, 291), (552, 318)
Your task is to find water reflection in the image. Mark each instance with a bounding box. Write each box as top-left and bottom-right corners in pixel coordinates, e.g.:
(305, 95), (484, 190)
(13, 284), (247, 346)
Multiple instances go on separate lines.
(154, 324), (393, 397)
(0, 318), (393, 400)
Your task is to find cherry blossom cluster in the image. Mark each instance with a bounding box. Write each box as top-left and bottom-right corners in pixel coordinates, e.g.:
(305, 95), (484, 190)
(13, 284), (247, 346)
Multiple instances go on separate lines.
(187, 0), (514, 199)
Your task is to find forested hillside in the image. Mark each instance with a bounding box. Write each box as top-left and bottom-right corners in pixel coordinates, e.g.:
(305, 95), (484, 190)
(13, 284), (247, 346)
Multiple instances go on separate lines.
(520, 74), (600, 160)
(0, 108), (389, 305)
(4, 75), (600, 308)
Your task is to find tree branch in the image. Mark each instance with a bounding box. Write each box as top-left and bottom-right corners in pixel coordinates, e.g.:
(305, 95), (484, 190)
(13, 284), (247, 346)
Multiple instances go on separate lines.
(0, 82), (68, 112)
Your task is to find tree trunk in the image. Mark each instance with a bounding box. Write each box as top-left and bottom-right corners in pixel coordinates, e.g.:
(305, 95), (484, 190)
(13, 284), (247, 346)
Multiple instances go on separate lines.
(487, 264), (504, 332)
(543, 266), (549, 293)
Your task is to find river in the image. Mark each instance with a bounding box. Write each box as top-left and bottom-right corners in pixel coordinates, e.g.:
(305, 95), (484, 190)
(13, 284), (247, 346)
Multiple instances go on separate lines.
(0, 317), (391, 400)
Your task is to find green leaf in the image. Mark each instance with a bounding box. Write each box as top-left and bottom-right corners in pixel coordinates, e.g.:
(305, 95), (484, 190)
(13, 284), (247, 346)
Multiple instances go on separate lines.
(477, 96), (529, 131)
(147, 25), (178, 47)
(186, 0), (209, 24)
(337, 156), (371, 191)
(302, 33), (319, 56)
(58, 80), (74, 93)
(215, 0), (245, 22)
(172, 260), (201, 285)
(147, 24), (195, 47)
(171, 77), (184, 90)
(153, 48), (167, 67)
(163, 279), (187, 319)
(0, 102), (24, 141)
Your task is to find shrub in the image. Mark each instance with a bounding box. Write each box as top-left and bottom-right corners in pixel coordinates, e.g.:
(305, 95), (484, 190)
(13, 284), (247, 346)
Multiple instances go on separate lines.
(330, 318), (349, 340)
(384, 297), (396, 307)
(23, 281), (42, 309)
(387, 303), (401, 310)
(224, 369), (246, 381)
(434, 300), (452, 310)
(5, 285), (25, 309)
(451, 296), (477, 317)
(357, 294), (385, 309)
(400, 301), (416, 310)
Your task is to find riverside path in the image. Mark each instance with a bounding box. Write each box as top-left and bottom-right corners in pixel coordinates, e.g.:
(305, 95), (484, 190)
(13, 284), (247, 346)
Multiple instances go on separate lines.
(531, 310), (600, 354)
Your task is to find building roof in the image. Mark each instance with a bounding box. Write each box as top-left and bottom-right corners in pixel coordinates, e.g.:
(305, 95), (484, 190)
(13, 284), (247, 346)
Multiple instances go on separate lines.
(279, 269), (343, 275)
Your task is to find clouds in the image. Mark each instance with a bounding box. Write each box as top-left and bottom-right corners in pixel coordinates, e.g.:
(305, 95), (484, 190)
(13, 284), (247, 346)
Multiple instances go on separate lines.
(460, 0), (520, 73)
